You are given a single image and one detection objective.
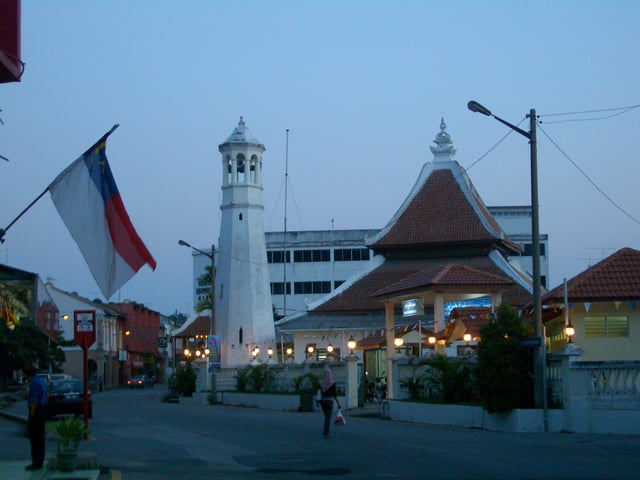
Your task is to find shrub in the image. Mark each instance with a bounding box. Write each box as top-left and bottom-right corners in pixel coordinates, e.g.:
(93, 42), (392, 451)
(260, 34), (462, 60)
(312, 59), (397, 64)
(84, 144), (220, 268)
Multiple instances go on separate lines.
(235, 365), (276, 393)
(421, 355), (474, 403)
(292, 373), (320, 393)
(236, 368), (250, 392)
(47, 416), (89, 452)
(174, 363), (196, 397)
(399, 376), (424, 400)
(248, 364), (275, 393)
(476, 302), (534, 412)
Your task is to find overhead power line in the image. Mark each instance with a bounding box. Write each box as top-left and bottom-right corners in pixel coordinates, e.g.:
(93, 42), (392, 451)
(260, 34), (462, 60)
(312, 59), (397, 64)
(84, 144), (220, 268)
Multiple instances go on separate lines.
(538, 125), (640, 226)
(539, 104), (640, 124)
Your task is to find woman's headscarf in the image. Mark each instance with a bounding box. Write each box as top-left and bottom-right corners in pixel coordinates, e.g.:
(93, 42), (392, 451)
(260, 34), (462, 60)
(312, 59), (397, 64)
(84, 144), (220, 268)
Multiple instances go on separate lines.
(320, 366), (335, 392)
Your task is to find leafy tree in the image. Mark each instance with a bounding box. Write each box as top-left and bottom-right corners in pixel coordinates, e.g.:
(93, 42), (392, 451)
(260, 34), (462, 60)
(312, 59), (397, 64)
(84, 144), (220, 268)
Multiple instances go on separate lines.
(0, 320), (49, 389)
(476, 302), (534, 412)
(272, 305), (284, 322)
(168, 312), (188, 328)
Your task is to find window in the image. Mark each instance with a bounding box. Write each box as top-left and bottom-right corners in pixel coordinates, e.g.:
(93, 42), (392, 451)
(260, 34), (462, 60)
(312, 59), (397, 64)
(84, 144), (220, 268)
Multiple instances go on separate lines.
(313, 250), (330, 262)
(267, 251), (290, 264)
(523, 243), (546, 256)
(334, 248), (370, 262)
(317, 347), (341, 362)
(294, 281), (331, 294)
(270, 282), (291, 295)
(334, 280), (345, 289)
(293, 249), (330, 263)
(584, 315), (628, 337)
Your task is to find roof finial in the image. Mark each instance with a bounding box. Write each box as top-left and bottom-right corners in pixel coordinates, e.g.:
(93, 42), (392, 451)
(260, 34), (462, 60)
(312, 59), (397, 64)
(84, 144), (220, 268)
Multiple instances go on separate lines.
(430, 117), (456, 160)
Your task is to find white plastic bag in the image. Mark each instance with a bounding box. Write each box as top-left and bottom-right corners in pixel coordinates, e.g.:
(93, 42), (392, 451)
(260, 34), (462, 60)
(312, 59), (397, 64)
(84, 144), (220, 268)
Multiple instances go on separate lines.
(334, 409), (346, 425)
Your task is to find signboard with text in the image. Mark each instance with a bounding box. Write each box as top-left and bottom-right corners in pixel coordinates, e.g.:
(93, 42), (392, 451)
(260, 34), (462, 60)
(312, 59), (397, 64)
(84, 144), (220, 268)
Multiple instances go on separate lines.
(402, 298), (424, 317)
(74, 310), (96, 349)
(208, 335), (221, 372)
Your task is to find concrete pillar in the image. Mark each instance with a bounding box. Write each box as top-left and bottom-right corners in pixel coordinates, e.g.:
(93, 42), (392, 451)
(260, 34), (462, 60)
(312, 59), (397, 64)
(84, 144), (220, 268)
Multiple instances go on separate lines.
(384, 301), (396, 398)
(434, 295), (445, 333)
(388, 355), (401, 400)
(345, 355), (359, 409)
(554, 343), (587, 433)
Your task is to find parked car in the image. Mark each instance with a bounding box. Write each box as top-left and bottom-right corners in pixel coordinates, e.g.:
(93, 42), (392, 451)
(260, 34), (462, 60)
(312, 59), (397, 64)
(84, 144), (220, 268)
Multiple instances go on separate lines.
(46, 378), (92, 419)
(50, 373), (72, 382)
(127, 375), (154, 389)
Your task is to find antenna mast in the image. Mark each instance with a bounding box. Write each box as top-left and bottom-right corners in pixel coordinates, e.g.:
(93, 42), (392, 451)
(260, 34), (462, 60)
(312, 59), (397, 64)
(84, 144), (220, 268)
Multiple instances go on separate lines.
(283, 129), (289, 320)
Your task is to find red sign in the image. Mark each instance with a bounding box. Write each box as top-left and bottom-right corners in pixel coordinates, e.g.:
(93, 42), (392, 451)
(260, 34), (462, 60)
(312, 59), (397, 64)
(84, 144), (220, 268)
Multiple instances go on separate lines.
(74, 310), (96, 349)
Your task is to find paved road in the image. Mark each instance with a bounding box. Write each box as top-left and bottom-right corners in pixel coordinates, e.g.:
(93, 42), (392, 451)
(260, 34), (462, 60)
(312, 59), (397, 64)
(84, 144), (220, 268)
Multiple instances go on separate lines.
(2, 388), (640, 479)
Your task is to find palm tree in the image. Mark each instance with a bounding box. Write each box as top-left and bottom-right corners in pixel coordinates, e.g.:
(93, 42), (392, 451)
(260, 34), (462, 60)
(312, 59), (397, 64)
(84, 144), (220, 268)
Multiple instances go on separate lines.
(195, 265), (213, 313)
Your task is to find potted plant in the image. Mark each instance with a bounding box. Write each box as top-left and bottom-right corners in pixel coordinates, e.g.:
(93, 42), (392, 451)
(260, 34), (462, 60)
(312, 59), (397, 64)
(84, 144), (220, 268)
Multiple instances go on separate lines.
(47, 416), (90, 472)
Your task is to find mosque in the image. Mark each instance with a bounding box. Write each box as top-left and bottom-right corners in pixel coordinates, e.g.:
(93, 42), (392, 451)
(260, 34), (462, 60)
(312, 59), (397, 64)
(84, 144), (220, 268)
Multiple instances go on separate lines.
(182, 118), (546, 374)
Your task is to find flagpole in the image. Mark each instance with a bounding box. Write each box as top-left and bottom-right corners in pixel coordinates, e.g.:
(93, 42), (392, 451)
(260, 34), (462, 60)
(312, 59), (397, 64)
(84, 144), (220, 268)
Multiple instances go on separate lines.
(0, 188), (49, 243)
(0, 124), (120, 244)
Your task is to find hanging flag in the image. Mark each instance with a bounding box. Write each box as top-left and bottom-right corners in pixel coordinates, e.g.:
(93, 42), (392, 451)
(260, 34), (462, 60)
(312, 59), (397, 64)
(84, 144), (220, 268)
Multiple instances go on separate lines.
(1, 299), (19, 330)
(48, 125), (156, 299)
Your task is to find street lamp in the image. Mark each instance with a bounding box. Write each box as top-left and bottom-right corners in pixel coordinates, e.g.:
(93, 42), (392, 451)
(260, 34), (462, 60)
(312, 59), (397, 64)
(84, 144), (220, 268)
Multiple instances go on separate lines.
(467, 100), (544, 409)
(347, 335), (356, 355)
(565, 322), (575, 343)
(393, 335), (404, 353)
(178, 240), (215, 336)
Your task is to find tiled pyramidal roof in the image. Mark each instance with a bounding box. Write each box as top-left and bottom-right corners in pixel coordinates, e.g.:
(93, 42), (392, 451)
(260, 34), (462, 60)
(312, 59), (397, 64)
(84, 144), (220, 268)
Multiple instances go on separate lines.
(543, 247), (640, 303)
(312, 119), (533, 315)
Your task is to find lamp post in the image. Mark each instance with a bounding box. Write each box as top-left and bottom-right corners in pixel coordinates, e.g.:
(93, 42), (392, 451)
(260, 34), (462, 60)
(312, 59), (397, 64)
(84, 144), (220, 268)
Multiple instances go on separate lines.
(393, 335), (404, 354)
(347, 335), (356, 356)
(178, 240), (215, 336)
(179, 240), (216, 391)
(467, 100), (545, 410)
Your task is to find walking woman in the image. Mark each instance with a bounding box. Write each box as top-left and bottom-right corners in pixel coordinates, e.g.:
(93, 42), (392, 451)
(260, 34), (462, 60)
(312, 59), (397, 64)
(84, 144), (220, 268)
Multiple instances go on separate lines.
(318, 366), (341, 438)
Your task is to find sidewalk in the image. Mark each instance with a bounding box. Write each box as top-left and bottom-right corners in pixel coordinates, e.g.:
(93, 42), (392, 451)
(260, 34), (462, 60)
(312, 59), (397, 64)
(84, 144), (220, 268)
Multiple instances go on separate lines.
(0, 393), (100, 480)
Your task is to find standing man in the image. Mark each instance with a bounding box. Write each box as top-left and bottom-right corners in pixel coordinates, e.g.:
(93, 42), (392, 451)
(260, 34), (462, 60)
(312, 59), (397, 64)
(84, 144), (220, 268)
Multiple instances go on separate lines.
(23, 364), (47, 471)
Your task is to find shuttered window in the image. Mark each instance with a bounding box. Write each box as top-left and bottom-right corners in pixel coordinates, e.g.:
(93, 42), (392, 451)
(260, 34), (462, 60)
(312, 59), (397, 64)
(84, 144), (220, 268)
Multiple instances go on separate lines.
(584, 316), (628, 337)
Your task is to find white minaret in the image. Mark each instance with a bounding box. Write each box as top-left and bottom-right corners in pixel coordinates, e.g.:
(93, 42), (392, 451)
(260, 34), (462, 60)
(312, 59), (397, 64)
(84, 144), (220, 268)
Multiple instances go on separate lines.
(216, 117), (275, 366)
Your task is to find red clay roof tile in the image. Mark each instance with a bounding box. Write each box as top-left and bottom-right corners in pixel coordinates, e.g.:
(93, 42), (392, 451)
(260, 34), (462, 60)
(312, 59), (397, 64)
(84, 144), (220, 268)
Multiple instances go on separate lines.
(543, 247), (640, 303)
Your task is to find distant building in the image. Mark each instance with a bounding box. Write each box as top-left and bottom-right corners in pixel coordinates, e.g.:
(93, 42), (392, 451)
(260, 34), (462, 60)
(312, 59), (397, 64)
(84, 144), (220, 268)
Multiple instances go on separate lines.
(487, 205), (549, 288)
(45, 284), (125, 389)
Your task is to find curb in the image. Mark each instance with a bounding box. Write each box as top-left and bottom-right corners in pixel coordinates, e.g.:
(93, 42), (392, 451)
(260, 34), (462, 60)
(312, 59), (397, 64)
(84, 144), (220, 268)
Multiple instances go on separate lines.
(0, 409), (27, 424)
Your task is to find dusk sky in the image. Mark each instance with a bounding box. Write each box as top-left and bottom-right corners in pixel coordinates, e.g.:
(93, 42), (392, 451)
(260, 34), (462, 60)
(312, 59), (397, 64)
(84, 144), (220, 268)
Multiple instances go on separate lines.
(1, 1), (639, 315)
